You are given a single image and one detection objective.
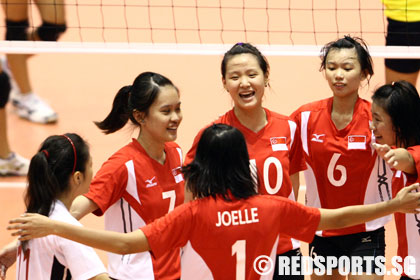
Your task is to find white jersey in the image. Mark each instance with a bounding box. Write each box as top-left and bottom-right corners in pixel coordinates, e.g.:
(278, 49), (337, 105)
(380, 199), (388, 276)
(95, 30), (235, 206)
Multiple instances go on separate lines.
(16, 200), (106, 280)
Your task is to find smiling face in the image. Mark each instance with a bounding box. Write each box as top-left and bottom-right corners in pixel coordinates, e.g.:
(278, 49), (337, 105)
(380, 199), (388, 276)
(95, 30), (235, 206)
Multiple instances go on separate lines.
(222, 53), (267, 112)
(371, 101), (396, 146)
(141, 85), (182, 144)
(325, 48), (366, 98)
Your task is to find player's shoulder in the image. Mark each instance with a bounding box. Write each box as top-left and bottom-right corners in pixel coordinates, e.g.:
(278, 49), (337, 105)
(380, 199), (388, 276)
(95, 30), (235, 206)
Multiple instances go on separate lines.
(352, 97), (372, 120)
(294, 98), (331, 114)
(49, 201), (81, 226)
(266, 108), (291, 122)
(165, 141), (181, 150)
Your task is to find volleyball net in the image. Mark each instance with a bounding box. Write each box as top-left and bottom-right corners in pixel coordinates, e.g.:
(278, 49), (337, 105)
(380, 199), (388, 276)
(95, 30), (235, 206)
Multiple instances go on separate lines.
(0, 0), (419, 57)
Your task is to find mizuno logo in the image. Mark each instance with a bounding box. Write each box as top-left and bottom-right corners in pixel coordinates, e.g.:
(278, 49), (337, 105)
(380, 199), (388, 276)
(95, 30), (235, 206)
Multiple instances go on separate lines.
(145, 176), (157, 188)
(311, 134), (325, 143)
(361, 236), (372, 243)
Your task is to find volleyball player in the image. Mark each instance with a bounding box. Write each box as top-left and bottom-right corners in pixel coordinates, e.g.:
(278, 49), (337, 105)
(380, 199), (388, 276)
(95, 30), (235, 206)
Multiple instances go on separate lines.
(8, 124), (420, 280)
(290, 36), (390, 280)
(68, 72), (184, 280)
(4, 133), (109, 279)
(382, 0), (420, 86)
(0, 64), (29, 176)
(371, 81), (420, 280)
(185, 42), (306, 280)
(1, 0), (66, 123)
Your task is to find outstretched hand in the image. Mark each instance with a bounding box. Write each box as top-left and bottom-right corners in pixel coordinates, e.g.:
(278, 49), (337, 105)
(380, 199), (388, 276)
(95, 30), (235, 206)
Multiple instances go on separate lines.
(394, 183), (420, 214)
(372, 143), (416, 174)
(7, 213), (55, 241)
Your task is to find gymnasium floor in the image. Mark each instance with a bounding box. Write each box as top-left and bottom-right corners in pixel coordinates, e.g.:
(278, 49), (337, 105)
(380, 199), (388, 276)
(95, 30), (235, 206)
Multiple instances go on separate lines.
(0, 1), (405, 279)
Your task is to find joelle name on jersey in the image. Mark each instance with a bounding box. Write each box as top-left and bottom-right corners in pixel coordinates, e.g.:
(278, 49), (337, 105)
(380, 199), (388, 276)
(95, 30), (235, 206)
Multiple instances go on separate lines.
(215, 208), (259, 227)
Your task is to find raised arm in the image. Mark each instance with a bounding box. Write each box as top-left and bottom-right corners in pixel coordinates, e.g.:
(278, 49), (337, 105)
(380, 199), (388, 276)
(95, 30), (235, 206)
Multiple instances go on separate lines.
(8, 215), (150, 255)
(318, 183), (420, 230)
(70, 195), (99, 220)
(372, 143), (416, 174)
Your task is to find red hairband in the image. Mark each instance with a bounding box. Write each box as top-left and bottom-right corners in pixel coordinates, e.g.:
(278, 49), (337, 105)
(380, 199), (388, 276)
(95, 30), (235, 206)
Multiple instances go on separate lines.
(62, 134), (77, 174)
(42, 150), (49, 158)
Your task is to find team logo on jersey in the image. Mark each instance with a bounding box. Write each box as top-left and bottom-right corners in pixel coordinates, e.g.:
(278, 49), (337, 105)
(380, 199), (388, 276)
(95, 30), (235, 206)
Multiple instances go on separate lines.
(172, 167), (184, 183)
(311, 133), (325, 143)
(347, 135), (366, 150)
(270, 137), (288, 151)
(145, 176), (157, 188)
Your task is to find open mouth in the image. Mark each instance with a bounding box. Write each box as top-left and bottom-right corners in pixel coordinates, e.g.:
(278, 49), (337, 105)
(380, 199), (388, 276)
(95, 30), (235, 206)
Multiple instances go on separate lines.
(239, 91), (255, 99)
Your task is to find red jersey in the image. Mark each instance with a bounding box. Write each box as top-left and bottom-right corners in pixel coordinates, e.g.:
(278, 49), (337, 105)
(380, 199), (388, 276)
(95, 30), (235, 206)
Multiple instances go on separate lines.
(291, 97), (392, 237)
(185, 108), (306, 253)
(142, 194), (321, 280)
(392, 146), (420, 279)
(85, 139), (184, 280)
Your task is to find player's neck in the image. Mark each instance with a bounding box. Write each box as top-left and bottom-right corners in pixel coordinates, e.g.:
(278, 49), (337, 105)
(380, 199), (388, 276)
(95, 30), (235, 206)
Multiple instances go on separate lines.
(331, 93), (358, 130)
(57, 191), (75, 211)
(137, 134), (166, 164)
(233, 106), (267, 133)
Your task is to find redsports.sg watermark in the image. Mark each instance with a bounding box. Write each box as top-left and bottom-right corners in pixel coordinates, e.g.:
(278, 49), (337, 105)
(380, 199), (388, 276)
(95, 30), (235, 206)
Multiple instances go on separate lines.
(253, 255), (417, 276)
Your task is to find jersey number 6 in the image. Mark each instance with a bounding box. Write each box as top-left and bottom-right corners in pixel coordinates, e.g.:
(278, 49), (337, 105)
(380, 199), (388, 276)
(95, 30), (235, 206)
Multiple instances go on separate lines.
(327, 153), (347, 187)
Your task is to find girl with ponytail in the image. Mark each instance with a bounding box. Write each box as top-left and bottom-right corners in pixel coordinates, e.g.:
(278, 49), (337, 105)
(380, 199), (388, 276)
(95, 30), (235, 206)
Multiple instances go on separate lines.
(69, 72), (184, 280)
(9, 133), (109, 279)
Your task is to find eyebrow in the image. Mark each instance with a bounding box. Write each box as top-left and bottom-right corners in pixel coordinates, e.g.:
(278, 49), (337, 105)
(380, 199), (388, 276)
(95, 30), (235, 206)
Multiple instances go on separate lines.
(160, 102), (181, 109)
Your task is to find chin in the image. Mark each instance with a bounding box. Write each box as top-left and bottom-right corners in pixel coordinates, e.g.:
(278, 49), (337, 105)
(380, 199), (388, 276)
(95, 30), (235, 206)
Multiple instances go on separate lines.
(166, 133), (177, 142)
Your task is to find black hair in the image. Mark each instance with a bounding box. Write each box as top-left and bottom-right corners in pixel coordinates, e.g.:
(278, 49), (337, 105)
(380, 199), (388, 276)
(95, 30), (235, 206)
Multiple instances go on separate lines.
(221, 42), (270, 79)
(182, 124), (258, 201)
(372, 80), (420, 148)
(95, 72), (179, 134)
(320, 36), (374, 81)
(25, 133), (90, 217)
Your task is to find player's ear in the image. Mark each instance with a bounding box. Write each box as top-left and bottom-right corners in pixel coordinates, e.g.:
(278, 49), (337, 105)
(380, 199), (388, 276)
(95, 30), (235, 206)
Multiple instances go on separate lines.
(222, 76), (228, 92)
(133, 109), (146, 124)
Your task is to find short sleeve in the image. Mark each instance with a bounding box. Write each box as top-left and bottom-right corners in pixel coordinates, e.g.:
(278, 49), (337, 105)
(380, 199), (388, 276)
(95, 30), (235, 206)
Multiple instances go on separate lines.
(85, 159), (128, 216)
(54, 229), (106, 280)
(407, 146), (420, 180)
(142, 203), (194, 258)
(277, 198), (320, 243)
(184, 127), (206, 165)
(289, 121), (307, 174)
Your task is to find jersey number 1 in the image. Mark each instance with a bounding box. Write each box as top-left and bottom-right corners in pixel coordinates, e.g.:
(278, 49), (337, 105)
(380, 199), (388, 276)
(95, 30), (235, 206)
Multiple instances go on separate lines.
(232, 240), (246, 280)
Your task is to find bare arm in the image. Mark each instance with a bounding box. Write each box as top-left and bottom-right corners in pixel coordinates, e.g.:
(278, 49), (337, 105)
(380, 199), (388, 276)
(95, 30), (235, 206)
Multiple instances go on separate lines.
(0, 239), (18, 280)
(318, 183), (420, 230)
(8, 216), (150, 255)
(70, 195), (99, 220)
(89, 273), (111, 280)
(373, 143), (416, 174)
(290, 172), (300, 201)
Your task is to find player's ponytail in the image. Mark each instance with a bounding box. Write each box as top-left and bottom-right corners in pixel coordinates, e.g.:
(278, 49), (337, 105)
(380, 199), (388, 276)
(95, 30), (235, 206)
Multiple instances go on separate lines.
(25, 133), (90, 217)
(94, 85), (132, 134)
(95, 72), (179, 134)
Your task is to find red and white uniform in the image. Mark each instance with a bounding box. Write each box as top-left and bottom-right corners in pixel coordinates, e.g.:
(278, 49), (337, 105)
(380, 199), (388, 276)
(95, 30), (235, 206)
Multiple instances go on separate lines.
(185, 108), (306, 254)
(85, 139), (185, 280)
(392, 147), (420, 279)
(16, 200), (106, 280)
(142, 194), (320, 280)
(291, 97), (392, 237)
